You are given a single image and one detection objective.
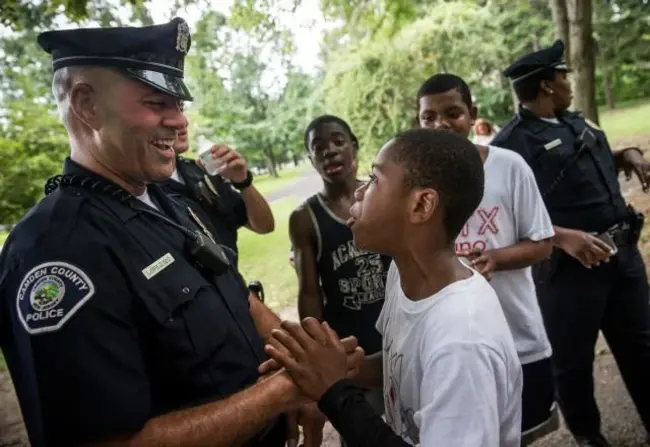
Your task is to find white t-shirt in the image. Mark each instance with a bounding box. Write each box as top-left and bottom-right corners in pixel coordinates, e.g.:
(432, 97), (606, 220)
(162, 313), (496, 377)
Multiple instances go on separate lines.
(170, 168), (185, 184)
(377, 262), (522, 447)
(456, 146), (554, 364)
(135, 189), (160, 211)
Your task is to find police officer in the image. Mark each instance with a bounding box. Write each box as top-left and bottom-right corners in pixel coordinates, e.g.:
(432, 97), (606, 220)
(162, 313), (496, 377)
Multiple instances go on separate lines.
(492, 40), (650, 447)
(0, 19), (339, 446)
(160, 115), (275, 267)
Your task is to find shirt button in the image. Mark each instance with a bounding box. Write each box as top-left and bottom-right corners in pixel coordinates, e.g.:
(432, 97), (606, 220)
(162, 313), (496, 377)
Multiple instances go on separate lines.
(182, 287), (191, 294)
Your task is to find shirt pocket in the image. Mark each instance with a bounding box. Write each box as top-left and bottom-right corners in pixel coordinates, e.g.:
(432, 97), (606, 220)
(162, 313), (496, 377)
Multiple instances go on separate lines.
(138, 260), (228, 365)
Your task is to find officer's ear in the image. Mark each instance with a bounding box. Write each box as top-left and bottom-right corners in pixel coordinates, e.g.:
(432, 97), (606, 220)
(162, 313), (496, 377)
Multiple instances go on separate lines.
(69, 82), (101, 130)
(540, 80), (554, 96)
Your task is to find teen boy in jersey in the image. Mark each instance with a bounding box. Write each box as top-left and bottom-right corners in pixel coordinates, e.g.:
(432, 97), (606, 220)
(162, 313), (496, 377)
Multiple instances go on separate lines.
(266, 129), (523, 446)
(416, 74), (558, 444)
(288, 115), (391, 442)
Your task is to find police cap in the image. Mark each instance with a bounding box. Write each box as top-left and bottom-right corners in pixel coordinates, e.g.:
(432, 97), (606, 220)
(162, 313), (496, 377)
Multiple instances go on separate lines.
(503, 40), (570, 84)
(37, 17), (193, 101)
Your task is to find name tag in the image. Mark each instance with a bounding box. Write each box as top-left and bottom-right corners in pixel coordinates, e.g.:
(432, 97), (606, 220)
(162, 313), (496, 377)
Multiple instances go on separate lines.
(142, 253), (175, 280)
(544, 139), (562, 151)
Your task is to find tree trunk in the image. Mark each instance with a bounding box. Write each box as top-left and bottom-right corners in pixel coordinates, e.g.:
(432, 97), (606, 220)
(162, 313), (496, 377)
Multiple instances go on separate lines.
(292, 153), (300, 166)
(265, 149), (279, 177)
(550, 0), (571, 65)
(602, 66), (616, 110)
(567, 0), (599, 124)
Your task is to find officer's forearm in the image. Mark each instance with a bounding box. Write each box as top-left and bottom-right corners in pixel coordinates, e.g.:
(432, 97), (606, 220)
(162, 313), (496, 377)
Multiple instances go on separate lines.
(241, 185), (275, 234)
(249, 293), (282, 341)
(111, 373), (299, 447)
(488, 239), (553, 271)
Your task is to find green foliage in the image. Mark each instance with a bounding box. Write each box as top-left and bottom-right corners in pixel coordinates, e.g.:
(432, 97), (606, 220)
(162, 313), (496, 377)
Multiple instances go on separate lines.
(319, 1), (547, 162)
(186, 10), (321, 175)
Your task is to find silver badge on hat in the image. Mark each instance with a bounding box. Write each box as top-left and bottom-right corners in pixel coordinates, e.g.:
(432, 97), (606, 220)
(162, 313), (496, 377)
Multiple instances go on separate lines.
(176, 21), (190, 53)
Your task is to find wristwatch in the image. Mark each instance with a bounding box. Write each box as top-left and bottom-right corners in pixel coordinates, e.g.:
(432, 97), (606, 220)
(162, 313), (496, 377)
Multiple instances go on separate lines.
(231, 170), (254, 190)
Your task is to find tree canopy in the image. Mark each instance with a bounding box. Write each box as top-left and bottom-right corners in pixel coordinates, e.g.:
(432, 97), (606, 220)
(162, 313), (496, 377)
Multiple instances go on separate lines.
(0, 0), (648, 224)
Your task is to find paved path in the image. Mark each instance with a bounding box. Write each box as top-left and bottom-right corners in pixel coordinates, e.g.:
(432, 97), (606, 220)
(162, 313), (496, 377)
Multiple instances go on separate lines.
(265, 169), (322, 203)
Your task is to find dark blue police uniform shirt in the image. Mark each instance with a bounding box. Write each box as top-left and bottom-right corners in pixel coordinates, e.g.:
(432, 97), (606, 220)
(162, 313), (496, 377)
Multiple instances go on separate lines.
(159, 157), (248, 261)
(491, 107), (628, 232)
(0, 158), (265, 446)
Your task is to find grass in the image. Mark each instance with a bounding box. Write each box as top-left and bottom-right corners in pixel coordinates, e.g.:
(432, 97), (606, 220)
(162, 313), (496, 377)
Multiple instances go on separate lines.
(253, 164), (308, 196)
(237, 197), (301, 313)
(0, 231), (7, 246)
(599, 99), (650, 143)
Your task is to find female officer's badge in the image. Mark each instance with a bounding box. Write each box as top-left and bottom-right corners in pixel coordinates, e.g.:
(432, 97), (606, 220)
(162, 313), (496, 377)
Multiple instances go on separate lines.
(16, 261), (95, 335)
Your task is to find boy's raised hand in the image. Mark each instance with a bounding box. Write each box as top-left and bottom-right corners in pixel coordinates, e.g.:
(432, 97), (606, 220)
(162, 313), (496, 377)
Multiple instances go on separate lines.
(264, 318), (365, 401)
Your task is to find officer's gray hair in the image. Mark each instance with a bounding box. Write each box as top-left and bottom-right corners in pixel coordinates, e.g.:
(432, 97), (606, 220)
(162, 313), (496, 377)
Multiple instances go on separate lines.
(52, 67), (77, 124)
(51, 66), (119, 126)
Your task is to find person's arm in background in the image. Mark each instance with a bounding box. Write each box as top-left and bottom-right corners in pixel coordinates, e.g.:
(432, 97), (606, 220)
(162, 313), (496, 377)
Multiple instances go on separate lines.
(248, 293), (282, 342)
(289, 206), (325, 321)
(238, 184), (275, 234)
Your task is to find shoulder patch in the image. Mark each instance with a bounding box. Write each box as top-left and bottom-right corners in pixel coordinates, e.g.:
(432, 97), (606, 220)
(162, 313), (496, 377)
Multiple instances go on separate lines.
(16, 262), (95, 335)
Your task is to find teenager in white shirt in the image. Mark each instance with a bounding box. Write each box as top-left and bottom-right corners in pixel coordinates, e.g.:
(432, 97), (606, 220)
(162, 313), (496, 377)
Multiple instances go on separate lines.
(262, 128), (523, 446)
(417, 73), (558, 443)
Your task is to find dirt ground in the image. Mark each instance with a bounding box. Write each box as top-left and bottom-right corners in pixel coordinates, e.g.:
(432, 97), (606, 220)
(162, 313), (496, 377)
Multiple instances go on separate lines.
(2, 134), (650, 446)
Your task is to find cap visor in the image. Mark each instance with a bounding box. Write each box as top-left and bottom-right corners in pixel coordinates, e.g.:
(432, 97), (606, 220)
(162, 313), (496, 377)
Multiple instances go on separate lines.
(125, 68), (193, 101)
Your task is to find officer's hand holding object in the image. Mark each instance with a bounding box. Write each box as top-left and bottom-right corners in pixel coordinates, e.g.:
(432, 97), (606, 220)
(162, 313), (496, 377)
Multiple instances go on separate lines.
(555, 227), (614, 268)
(197, 143), (249, 183)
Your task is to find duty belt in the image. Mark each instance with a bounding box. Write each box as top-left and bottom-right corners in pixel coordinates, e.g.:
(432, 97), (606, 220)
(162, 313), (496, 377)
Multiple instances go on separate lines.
(598, 220), (632, 246)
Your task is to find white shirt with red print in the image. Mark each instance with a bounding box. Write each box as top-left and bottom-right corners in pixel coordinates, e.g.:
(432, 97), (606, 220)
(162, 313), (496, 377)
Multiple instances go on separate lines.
(456, 145), (554, 365)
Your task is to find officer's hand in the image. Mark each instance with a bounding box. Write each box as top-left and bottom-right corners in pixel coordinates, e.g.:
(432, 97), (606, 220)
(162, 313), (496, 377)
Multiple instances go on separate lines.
(458, 248), (496, 280)
(265, 318), (365, 402)
(197, 143), (249, 183)
(557, 228), (613, 268)
(258, 334), (360, 376)
(621, 148), (650, 192)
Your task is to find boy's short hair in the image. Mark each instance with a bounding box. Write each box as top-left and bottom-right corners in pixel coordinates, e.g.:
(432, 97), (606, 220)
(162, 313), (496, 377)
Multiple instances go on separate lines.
(416, 74), (473, 110)
(303, 115), (358, 152)
(388, 128), (484, 241)
(512, 69), (556, 102)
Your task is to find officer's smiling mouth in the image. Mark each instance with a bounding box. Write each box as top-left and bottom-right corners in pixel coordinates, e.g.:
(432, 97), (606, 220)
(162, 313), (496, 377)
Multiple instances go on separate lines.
(150, 139), (176, 153)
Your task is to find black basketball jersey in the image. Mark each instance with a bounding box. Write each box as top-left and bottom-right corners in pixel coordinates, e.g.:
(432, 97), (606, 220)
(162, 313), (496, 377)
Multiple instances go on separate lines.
(306, 194), (391, 355)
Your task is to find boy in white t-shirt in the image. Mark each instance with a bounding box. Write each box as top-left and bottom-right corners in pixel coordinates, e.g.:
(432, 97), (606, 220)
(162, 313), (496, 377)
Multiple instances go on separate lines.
(263, 128), (522, 446)
(416, 73), (558, 443)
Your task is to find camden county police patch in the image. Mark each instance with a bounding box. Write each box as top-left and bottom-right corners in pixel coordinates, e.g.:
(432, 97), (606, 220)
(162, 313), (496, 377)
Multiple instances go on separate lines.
(16, 261), (95, 335)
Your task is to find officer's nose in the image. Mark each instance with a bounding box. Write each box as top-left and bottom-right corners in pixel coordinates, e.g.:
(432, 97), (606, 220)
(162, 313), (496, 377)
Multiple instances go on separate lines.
(163, 104), (187, 132)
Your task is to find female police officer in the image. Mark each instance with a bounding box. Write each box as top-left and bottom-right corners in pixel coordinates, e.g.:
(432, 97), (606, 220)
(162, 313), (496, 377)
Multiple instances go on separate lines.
(492, 40), (650, 447)
(0, 19), (357, 446)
